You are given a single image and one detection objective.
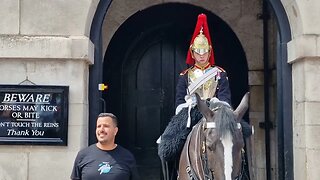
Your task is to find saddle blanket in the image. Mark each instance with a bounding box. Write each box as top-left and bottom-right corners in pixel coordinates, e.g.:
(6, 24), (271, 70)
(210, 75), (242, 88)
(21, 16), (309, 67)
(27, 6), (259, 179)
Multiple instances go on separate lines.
(158, 107), (203, 161)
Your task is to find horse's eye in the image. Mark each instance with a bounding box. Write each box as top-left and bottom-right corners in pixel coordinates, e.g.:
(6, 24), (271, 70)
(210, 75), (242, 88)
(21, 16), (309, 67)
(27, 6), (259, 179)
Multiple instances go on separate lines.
(207, 142), (216, 151)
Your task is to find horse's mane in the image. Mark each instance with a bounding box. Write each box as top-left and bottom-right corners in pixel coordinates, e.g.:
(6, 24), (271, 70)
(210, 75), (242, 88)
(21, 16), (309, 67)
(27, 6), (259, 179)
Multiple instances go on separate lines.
(208, 101), (237, 138)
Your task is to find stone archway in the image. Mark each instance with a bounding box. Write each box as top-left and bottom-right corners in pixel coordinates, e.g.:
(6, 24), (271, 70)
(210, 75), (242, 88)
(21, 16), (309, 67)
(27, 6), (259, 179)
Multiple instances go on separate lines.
(89, 1), (293, 179)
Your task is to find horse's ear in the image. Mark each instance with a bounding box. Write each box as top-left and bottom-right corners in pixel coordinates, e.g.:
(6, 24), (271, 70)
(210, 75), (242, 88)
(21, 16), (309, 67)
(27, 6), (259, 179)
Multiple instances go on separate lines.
(195, 93), (213, 119)
(234, 92), (250, 121)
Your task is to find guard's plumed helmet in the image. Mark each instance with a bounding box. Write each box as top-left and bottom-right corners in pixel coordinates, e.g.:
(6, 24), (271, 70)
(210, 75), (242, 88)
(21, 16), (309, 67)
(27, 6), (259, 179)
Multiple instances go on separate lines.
(191, 28), (210, 55)
(186, 13), (215, 66)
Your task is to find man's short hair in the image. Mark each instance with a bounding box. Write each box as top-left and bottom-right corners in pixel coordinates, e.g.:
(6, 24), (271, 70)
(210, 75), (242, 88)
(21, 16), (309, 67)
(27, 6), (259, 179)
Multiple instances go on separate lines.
(98, 113), (118, 127)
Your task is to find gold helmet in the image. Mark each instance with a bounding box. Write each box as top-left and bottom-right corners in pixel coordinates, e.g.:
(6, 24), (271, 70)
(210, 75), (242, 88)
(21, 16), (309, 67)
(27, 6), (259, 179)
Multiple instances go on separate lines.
(186, 14), (215, 65)
(190, 28), (211, 55)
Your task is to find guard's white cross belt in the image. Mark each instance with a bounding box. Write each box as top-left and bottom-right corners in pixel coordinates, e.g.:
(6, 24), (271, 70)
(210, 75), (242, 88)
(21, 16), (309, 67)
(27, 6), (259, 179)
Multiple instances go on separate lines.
(178, 67), (220, 128)
(187, 67), (219, 94)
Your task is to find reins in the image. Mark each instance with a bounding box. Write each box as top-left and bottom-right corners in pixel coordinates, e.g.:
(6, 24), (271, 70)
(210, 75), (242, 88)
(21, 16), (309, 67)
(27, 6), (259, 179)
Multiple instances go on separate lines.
(184, 121), (201, 180)
(184, 119), (214, 180)
(200, 122), (215, 180)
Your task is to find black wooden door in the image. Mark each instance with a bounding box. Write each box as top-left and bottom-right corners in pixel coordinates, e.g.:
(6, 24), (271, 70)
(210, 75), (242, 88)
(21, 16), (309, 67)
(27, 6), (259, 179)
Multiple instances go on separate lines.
(120, 29), (186, 179)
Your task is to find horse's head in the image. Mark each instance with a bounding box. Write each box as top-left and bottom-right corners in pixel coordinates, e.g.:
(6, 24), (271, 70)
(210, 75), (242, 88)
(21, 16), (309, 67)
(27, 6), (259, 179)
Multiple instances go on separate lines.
(195, 93), (249, 180)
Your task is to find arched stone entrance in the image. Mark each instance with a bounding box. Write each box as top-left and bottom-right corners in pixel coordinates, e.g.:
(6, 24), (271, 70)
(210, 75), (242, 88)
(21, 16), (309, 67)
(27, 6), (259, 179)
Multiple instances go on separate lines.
(89, 1), (292, 179)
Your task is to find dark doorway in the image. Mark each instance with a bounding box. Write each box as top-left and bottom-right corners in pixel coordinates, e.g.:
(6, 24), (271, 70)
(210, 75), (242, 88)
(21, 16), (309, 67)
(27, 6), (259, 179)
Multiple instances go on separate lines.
(101, 3), (248, 179)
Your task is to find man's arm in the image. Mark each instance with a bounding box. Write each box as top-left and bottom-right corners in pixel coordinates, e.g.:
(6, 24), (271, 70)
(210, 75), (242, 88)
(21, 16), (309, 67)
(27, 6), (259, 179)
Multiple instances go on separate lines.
(70, 152), (82, 180)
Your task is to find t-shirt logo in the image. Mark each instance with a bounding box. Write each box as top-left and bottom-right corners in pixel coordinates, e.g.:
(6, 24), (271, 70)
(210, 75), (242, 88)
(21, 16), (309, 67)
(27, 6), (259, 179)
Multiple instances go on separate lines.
(98, 162), (112, 174)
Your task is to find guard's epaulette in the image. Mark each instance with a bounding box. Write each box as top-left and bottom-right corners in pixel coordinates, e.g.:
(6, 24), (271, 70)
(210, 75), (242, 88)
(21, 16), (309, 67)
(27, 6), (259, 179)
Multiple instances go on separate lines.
(179, 67), (192, 76)
(215, 65), (226, 72)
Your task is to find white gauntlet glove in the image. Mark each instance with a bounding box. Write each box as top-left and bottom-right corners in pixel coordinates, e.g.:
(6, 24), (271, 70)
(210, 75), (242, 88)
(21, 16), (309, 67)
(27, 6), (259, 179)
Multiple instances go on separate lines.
(175, 94), (197, 128)
(185, 94), (197, 128)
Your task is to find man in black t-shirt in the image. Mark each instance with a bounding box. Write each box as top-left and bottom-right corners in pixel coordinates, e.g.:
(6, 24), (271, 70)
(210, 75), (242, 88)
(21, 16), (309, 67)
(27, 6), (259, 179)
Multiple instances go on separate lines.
(71, 113), (140, 180)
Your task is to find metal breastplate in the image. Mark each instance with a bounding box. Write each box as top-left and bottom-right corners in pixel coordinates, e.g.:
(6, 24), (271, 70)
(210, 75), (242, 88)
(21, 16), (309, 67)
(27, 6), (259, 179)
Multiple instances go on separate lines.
(188, 66), (219, 100)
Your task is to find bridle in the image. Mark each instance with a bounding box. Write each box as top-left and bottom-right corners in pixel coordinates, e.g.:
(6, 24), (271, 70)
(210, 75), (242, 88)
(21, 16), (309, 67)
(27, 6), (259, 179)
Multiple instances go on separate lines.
(183, 119), (244, 180)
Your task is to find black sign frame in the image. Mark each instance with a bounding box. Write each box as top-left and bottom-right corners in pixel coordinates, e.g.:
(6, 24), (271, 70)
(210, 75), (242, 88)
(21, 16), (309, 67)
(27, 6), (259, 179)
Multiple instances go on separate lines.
(0, 85), (69, 145)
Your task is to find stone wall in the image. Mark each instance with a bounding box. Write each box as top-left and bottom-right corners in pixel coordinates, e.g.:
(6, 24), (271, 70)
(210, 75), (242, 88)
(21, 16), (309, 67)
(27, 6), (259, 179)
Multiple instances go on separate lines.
(0, 0), (95, 179)
(1, 0), (320, 179)
(285, 0), (320, 179)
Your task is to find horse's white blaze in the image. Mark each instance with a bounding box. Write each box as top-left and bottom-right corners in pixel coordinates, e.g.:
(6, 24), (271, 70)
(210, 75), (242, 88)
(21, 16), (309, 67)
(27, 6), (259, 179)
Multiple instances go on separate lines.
(221, 131), (233, 180)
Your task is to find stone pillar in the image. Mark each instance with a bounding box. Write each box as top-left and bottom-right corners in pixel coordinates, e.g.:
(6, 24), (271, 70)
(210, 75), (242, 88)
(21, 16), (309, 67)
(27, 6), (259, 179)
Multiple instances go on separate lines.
(289, 35), (320, 180)
(0, 35), (94, 180)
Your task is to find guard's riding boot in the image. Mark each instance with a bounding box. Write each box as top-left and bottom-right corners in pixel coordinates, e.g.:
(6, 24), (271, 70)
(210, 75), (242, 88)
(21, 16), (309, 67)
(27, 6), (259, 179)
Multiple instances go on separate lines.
(160, 157), (179, 180)
(160, 157), (170, 180)
(240, 120), (253, 138)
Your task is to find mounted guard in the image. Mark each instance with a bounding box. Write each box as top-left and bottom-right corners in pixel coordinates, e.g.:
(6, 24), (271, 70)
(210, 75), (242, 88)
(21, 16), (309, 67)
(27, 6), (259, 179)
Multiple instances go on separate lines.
(157, 13), (253, 180)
